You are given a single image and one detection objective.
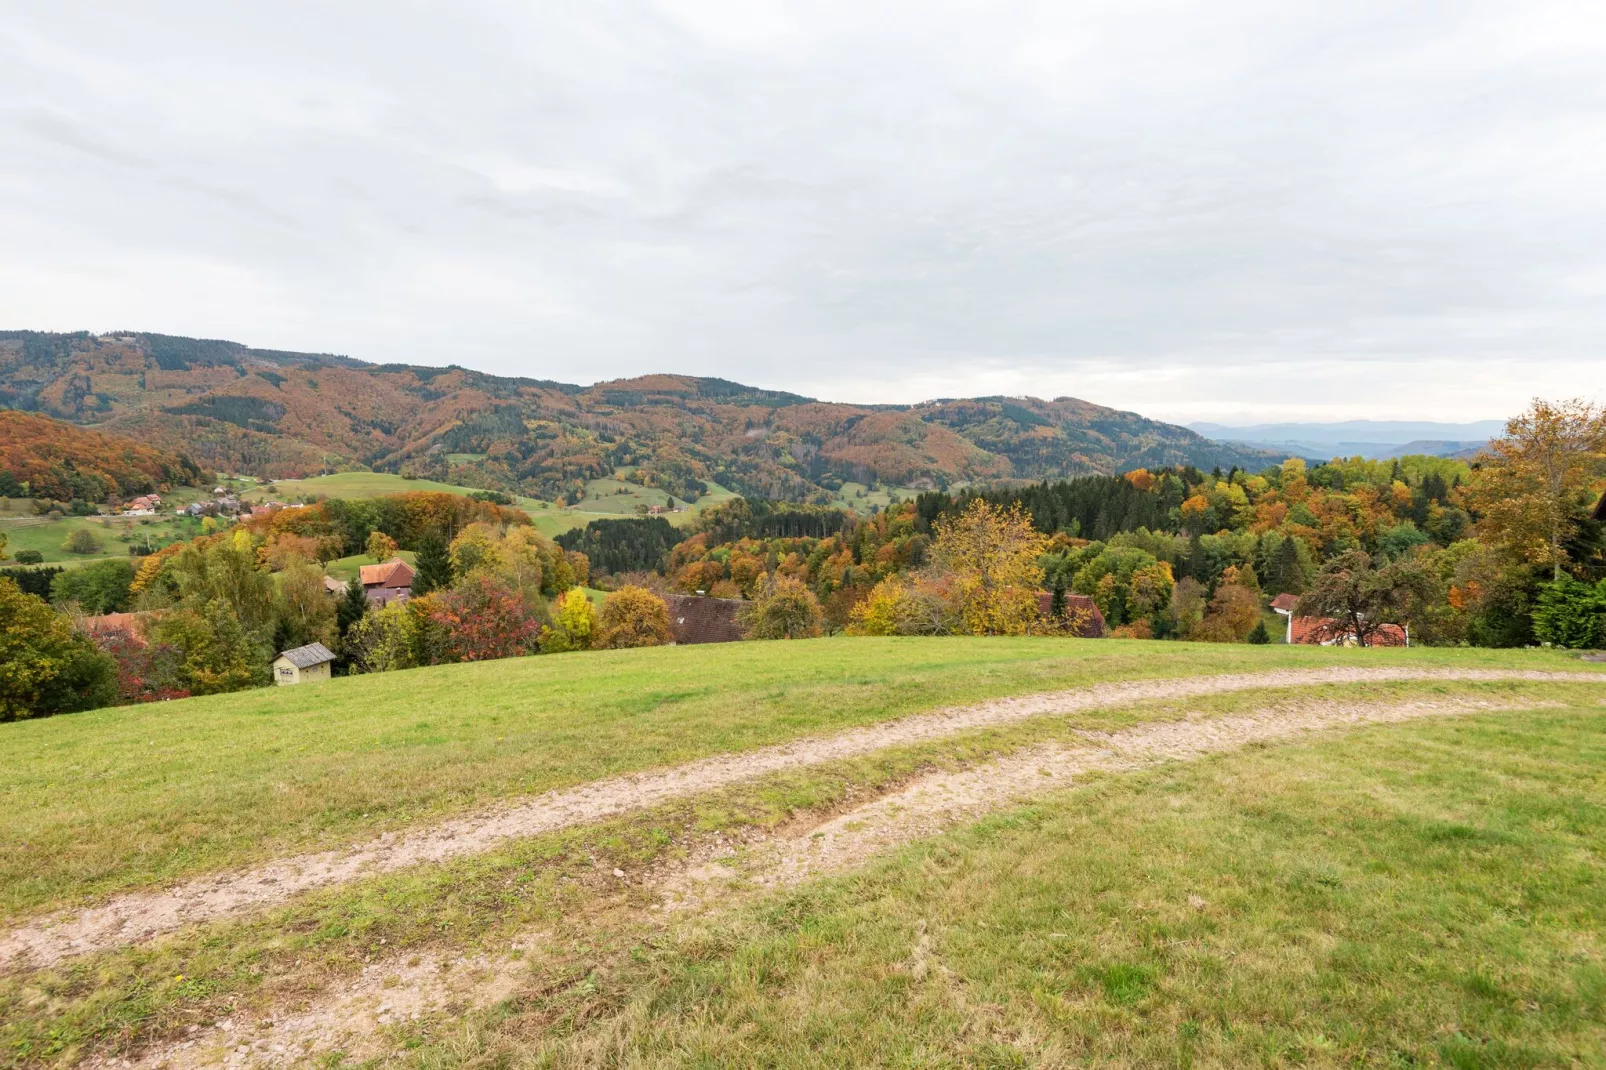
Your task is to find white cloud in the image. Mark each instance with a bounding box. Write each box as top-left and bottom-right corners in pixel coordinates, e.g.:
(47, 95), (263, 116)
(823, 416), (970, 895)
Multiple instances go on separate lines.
(2, 0), (1604, 421)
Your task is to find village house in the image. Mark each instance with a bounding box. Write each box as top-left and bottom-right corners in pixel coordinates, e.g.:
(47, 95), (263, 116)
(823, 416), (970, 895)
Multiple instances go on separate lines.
(664, 593), (745, 643)
(1290, 616), (1409, 647)
(1271, 591), (1407, 646)
(359, 557), (415, 606)
(78, 611), (149, 641)
(271, 643), (336, 685)
(1036, 591), (1107, 638)
(1270, 592), (1300, 642)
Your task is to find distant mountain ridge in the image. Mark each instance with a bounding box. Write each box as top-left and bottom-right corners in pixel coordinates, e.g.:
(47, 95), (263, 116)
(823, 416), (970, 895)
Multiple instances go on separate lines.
(1187, 419), (1504, 461)
(0, 330), (1281, 503)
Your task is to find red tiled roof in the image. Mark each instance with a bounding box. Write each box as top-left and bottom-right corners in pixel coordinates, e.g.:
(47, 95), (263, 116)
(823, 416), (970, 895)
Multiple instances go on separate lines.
(79, 611), (151, 641)
(1290, 616), (1408, 647)
(665, 594), (745, 644)
(360, 558), (414, 588)
(1270, 593), (1300, 612)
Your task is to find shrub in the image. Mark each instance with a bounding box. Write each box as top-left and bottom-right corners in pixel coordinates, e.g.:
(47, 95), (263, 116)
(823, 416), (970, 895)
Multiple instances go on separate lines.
(0, 578), (118, 720)
(742, 577), (824, 640)
(13, 549), (44, 565)
(847, 573), (963, 636)
(1247, 620), (1272, 644)
(62, 528), (104, 555)
(1532, 576), (1606, 649)
(598, 585), (673, 648)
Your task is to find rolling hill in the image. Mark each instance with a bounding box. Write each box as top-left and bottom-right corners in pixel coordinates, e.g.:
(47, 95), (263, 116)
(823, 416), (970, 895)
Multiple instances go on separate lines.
(0, 330), (1280, 503)
(0, 408), (205, 501)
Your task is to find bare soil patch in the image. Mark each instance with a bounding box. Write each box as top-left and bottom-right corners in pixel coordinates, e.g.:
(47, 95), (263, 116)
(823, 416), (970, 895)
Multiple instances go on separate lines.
(10, 667), (1599, 973)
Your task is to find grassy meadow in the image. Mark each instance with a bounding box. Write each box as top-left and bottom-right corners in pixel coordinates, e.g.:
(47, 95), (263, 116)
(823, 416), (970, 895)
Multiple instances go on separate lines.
(1, 638), (1599, 923)
(1, 640), (1602, 1068)
(235, 470), (743, 538)
(444, 704), (1606, 1067)
(0, 510), (206, 567)
(240, 471), (545, 507)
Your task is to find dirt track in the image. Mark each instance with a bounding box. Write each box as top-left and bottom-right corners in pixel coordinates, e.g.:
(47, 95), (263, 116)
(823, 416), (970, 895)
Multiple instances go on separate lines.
(114, 687), (1596, 1070)
(7, 667), (1601, 973)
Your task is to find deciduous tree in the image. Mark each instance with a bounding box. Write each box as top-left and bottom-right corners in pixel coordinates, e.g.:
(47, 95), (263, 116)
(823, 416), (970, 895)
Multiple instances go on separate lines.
(50, 558), (135, 614)
(742, 576), (824, 640)
(598, 585), (673, 648)
(543, 588), (599, 652)
(926, 499), (1048, 635)
(1465, 398), (1606, 581)
(365, 530), (399, 561)
(63, 528), (103, 555)
(427, 575), (544, 662)
(0, 577), (117, 720)
(1297, 550), (1438, 647)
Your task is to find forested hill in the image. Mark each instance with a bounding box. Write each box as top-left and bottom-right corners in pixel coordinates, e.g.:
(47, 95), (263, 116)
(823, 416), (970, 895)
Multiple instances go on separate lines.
(0, 409), (205, 501)
(0, 330), (1279, 503)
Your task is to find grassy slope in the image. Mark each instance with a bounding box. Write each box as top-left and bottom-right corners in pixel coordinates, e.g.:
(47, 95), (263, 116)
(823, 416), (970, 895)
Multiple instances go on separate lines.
(0, 512), (206, 567)
(234, 471), (741, 538)
(471, 705), (1606, 1067)
(239, 471), (545, 507)
(1, 638), (1598, 922)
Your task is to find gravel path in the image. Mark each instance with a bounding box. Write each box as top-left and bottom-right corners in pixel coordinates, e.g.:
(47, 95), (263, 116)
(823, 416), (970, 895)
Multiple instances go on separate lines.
(111, 687), (1595, 1070)
(8, 667), (1600, 972)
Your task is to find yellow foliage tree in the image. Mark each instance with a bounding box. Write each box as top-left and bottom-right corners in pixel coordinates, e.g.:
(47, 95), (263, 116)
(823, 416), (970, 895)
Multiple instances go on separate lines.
(1464, 398), (1606, 580)
(544, 588), (599, 652)
(927, 499), (1049, 635)
(365, 530), (399, 561)
(598, 585), (673, 648)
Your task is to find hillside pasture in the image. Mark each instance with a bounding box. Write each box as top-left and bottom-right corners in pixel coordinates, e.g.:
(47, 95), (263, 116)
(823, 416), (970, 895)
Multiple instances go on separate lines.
(0, 509), (205, 567)
(239, 471), (544, 508)
(0, 646), (1600, 1068)
(1, 638), (1598, 924)
(452, 704), (1606, 1067)
(233, 470), (742, 538)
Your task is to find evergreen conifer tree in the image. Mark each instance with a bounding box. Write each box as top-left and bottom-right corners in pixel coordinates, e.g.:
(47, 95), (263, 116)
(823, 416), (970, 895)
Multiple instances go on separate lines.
(412, 533), (454, 595)
(1267, 536), (1308, 595)
(337, 577), (368, 637)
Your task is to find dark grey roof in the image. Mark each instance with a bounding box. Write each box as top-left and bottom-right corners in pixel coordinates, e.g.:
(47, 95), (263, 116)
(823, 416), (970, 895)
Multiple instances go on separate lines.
(664, 594), (746, 644)
(276, 642), (336, 668)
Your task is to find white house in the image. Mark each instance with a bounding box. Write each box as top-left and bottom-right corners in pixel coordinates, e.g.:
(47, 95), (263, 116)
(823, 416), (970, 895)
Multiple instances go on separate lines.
(272, 642), (336, 685)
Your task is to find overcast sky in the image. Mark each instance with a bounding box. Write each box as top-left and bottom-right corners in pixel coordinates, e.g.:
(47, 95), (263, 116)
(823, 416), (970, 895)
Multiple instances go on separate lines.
(2, 1), (1603, 422)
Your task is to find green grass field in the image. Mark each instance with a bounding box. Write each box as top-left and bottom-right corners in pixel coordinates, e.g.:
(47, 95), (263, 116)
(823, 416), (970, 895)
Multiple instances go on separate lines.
(0, 510), (205, 567)
(235, 470), (741, 538)
(1, 639), (1603, 1068)
(240, 471), (547, 509)
(452, 705), (1606, 1067)
(1, 638), (1597, 923)
(827, 480), (924, 513)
